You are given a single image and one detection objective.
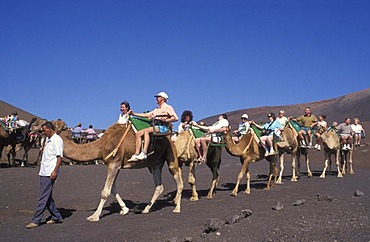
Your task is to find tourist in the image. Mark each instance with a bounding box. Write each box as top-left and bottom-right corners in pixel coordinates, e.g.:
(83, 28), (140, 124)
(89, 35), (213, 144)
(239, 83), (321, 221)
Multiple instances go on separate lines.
(128, 92), (178, 161)
(26, 121), (63, 229)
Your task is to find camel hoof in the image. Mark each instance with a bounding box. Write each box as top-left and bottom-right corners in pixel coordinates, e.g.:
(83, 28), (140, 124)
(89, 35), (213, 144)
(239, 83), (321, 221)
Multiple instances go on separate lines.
(230, 191), (238, 197)
(142, 207), (150, 214)
(243, 190), (250, 195)
(86, 215), (100, 222)
(291, 178), (298, 182)
(190, 196), (199, 201)
(264, 187), (271, 191)
(337, 174), (343, 178)
(120, 207), (129, 215)
(308, 173), (312, 177)
(172, 208), (181, 213)
(349, 171), (355, 175)
(206, 193), (214, 199)
(320, 175), (325, 178)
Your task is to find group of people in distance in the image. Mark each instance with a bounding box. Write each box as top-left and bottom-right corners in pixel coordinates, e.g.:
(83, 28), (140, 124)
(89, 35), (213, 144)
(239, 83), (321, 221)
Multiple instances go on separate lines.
(71, 123), (98, 142)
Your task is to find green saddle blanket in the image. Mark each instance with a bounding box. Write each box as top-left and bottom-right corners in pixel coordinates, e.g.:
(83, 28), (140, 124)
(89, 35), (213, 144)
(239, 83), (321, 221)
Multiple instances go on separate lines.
(189, 127), (206, 138)
(289, 120), (301, 132)
(189, 127), (225, 146)
(250, 124), (262, 138)
(129, 117), (152, 131)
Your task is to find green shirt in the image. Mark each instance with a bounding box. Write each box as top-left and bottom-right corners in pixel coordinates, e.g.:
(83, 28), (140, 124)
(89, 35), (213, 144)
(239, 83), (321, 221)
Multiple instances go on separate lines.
(297, 114), (318, 127)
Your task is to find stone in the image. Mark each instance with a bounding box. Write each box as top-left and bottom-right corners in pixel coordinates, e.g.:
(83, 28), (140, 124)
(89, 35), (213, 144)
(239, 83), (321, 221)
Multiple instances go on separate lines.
(272, 201), (283, 210)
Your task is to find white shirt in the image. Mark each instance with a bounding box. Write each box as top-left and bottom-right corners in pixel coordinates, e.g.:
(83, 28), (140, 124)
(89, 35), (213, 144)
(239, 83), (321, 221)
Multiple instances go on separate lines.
(178, 122), (190, 133)
(39, 133), (63, 176)
(318, 120), (328, 128)
(351, 124), (363, 134)
(117, 113), (129, 124)
(210, 119), (229, 132)
(276, 116), (289, 127)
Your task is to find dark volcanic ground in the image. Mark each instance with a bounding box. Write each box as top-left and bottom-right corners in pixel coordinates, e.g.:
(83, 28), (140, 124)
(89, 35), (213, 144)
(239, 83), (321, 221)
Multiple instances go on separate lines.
(1, 139), (370, 242)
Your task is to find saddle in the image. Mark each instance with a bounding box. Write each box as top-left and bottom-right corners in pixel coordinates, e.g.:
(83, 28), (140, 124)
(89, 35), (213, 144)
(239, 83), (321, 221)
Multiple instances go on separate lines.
(189, 127), (225, 147)
(129, 117), (172, 136)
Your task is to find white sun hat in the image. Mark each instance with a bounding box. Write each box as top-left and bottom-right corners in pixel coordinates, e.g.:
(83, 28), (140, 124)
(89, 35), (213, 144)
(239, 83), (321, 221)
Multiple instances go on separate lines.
(154, 91), (169, 100)
(241, 114), (249, 119)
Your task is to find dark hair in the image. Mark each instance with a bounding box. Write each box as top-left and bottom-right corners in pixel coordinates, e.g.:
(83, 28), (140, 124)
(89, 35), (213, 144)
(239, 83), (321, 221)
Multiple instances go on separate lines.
(120, 101), (131, 111)
(180, 110), (193, 123)
(42, 121), (55, 131)
(268, 113), (276, 119)
(319, 114), (326, 119)
(12, 111), (18, 116)
(89, 125), (93, 128)
(221, 114), (228, 119)
(31, 117), (37, 123)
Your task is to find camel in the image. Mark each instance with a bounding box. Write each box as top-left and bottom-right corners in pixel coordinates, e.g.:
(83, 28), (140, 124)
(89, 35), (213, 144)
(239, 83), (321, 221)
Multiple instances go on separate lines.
(319, 126), (343, 178)
(223, 131), (278, 196)
(0, 121), (40, 167)
(58, 121), (183, 221)
(174, 130), (223, 200)
(275, 124), (301, 183)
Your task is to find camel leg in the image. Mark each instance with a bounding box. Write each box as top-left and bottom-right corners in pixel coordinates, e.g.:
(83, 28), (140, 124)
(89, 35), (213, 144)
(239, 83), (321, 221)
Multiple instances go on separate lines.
(168, 163), (183, 213)
(291, 153), (298, 181)
(244, 169), (251, 194)
(348, 150), (354, 174)
(266, 158), (278, 190)
(306, 153), (312, 177)
(277, 153), (284, 184)
(188, 161), (199, 201)
(87, 161), (121, 221)
(231, 160), (249, 196)
(143, 185), (164, 214)
(173, 167), (183, 212)
(143, 162), (165, 214)
(341, 152), (347, 175)
(337, 149), (343, 178)
(320, 156), (329, 179)
(110, 173), (129, 216)
(207, 176), (219, 198)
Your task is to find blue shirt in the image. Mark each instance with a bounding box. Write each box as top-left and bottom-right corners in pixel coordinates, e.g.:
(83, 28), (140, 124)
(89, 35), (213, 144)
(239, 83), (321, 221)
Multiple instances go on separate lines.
(263, 120), (282, 136)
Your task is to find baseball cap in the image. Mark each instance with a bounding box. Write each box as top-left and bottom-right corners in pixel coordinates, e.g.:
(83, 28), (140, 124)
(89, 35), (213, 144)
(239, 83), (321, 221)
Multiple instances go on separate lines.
(241, 114), (249, 119)
(154, 92), (169, 100)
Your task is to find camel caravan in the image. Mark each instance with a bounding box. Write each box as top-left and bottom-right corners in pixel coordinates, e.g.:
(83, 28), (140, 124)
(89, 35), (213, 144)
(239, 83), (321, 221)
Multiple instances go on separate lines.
(0, 95), (365, 221)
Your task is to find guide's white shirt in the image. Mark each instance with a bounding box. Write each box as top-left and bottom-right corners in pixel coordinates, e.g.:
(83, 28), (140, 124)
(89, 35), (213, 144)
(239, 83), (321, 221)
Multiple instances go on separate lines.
(39, 133), (63, 176)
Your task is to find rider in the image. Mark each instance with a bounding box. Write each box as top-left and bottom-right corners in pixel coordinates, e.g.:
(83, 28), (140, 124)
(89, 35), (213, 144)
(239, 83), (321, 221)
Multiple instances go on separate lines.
(128, 92), (178, 161)
(232, 114), (250, 142)
(5, 111), (19, 132)
(191, 114), (229, 162)
(337, 118), (354, 150)
(295, 107), (318, 148)
(251, 112), (282, 156)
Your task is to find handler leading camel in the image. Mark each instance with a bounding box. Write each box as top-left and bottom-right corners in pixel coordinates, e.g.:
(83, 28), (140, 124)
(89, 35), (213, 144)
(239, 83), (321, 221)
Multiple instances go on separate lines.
(128, 91), (178, 161)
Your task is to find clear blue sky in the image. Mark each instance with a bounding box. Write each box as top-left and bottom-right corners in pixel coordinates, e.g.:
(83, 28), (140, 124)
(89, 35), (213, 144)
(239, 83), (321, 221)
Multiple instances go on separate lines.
(1, 1), (369, 129)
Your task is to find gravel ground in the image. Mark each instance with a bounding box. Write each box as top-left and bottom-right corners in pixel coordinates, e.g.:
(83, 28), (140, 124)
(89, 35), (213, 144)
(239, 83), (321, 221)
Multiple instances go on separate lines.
(1, 144), (370, 242)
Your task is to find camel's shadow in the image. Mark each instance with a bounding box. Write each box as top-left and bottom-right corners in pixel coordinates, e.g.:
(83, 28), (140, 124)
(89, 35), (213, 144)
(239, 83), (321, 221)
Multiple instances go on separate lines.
(221, 173), (272, 192)
(94, 190), (179, 218)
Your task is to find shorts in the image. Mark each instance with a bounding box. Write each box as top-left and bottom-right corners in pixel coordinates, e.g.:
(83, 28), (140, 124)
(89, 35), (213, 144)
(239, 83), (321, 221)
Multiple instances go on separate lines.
(156, 125), (169, 134)
(340, 133), (351, 139)
(301, 127), (311, 133)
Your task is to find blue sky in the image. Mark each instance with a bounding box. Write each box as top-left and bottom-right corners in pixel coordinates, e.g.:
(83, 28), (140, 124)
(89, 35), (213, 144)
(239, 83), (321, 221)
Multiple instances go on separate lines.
(1, 1), (369, 129)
